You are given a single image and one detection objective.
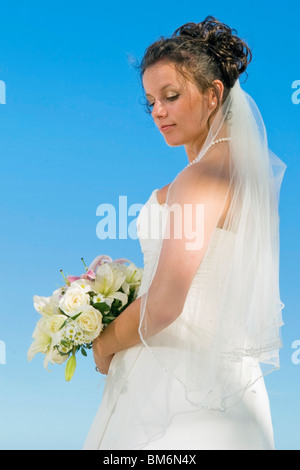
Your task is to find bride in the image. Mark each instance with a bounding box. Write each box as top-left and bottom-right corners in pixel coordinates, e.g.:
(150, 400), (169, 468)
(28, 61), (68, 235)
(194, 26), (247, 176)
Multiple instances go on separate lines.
(83, 16), (287, 450)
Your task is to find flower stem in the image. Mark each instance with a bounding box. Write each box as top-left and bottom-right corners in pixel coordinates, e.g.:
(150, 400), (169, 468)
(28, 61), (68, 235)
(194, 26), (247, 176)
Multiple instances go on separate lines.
(60, 270), (71, 286)
(81, 257), (88, 272)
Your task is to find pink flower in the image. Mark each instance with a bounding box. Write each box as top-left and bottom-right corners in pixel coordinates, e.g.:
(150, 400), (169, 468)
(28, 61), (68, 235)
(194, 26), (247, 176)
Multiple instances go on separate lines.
(66, 255), (132, 285)
(67, 269), (95, 284)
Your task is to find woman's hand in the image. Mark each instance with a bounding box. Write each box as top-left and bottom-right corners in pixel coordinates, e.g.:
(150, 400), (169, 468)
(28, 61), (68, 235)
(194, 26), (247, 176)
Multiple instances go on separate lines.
(92, 336), (114, 375)
(90, 296), (142, 375)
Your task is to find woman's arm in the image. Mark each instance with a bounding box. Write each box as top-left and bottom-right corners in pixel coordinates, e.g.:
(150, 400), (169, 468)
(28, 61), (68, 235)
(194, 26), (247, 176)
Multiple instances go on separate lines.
(92, 292), (177, 373)
(93, 170), (230, 373)
(92, 295), (143, 370)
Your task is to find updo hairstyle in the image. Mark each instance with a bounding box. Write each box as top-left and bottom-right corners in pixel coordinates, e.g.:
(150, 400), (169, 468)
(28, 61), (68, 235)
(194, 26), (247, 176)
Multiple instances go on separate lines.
(138, 16), (252, 117)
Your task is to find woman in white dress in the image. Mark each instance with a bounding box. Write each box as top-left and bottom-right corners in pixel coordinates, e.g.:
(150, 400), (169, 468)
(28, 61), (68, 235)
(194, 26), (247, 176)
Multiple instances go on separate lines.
(84, 16), (287, 450)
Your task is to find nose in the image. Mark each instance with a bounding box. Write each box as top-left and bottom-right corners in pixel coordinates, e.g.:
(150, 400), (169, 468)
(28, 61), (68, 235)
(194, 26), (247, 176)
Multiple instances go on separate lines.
(152, 100), (167, 119)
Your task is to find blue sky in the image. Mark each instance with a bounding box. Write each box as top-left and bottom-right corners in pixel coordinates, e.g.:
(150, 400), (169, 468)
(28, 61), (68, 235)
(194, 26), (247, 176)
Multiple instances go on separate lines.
(0, 0), (299, 450)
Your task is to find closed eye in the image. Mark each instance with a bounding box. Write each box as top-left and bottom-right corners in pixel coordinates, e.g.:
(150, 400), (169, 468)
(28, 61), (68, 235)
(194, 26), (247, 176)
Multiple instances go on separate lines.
(167, 95), (179, 101)
(147, 95), (179, 109)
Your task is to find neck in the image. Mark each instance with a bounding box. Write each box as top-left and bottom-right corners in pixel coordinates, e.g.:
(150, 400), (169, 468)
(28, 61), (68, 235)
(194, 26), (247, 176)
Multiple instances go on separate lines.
(185, 122), (229, 165)
(185, 135), (207, 164)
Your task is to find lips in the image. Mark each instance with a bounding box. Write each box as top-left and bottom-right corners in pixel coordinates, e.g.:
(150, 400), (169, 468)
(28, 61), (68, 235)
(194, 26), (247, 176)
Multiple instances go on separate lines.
(160, 124), (176, 132)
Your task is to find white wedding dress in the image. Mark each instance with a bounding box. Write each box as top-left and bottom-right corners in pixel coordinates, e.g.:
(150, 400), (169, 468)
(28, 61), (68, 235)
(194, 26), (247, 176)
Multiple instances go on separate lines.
(83, 188), (275, 451)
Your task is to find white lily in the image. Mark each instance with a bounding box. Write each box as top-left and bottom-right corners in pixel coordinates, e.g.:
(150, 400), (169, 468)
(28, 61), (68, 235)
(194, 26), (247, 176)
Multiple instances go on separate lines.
(33, 293), (60, 318)
(93, 263), (128, 307)
(121, 262), (143, 295)
(27, 318), (52, 362)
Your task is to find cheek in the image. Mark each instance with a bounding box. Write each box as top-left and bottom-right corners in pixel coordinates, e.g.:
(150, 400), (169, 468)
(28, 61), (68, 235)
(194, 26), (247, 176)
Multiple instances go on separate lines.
(181, 108), (205, 135)
(191, 107), (208, 132)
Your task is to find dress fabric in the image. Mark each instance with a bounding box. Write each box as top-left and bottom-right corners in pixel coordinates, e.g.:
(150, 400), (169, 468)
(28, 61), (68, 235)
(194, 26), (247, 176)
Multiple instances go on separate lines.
(83, 188), (275, 451)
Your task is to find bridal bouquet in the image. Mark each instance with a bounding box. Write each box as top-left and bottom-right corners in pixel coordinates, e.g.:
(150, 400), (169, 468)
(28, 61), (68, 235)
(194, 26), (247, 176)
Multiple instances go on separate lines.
(27, 255), (143, 381)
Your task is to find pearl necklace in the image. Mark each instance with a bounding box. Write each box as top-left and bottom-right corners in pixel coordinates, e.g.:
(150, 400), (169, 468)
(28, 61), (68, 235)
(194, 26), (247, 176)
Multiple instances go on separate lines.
(187, 137), (231, 167)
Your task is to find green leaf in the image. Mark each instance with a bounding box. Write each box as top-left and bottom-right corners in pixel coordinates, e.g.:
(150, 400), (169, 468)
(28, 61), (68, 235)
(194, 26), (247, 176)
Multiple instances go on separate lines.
(93, 302), (110, 313)
(81, 348), (87, 357)
(113, 299), (122, 309)
(59, 308), (69, 317)
(102, 315), (117, 325)
(60, 339), (71, 348)
(88, 291), (97, 298)
(59, 319), (68, 331)
(71, 311), (82, 321)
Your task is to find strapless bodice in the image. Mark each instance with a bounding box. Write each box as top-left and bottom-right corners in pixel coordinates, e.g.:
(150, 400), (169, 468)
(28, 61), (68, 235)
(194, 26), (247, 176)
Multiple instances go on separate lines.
(136, 188), (236, 301)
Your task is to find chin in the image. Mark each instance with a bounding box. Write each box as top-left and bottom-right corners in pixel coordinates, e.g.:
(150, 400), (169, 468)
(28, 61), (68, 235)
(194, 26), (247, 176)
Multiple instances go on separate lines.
(163, 137), (184, 147)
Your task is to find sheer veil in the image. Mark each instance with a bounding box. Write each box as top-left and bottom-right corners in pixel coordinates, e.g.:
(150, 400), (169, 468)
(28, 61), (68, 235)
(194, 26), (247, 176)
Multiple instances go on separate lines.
(133, 78), (287, 447)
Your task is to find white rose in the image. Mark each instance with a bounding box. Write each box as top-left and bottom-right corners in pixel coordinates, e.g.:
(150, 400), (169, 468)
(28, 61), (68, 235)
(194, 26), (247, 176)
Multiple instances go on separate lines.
(46, 345), (69, 366)
(59, 284), (91, 314)
(46, 314), (66, 335)
(75, 305), (103, 340)
(69, 279), (94, 292)
(43, 344), (69, 370)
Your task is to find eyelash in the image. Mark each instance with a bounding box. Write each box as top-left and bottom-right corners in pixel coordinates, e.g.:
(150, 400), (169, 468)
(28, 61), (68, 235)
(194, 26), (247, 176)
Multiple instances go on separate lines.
(147, 95), (179, 108)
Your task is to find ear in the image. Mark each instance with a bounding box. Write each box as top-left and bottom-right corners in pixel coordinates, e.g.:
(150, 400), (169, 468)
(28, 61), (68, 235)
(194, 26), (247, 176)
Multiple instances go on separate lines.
(208, 80), (224, 110)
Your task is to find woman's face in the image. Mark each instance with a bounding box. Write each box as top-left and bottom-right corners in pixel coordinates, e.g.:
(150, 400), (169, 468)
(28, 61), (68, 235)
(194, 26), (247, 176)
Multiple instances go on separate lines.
(142, 60), (214, 155)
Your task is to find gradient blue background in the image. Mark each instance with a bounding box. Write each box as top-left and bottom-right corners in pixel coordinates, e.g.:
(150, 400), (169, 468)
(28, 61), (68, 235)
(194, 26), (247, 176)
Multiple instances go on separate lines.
(0, 0), (299, 450)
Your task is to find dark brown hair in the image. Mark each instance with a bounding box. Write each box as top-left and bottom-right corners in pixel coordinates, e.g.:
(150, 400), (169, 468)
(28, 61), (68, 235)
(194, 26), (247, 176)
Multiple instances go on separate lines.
(137, 16), (252, 118)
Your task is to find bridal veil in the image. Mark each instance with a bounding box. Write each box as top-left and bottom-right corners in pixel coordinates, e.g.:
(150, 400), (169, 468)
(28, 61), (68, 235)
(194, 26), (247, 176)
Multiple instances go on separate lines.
(135, 78), (287, 443)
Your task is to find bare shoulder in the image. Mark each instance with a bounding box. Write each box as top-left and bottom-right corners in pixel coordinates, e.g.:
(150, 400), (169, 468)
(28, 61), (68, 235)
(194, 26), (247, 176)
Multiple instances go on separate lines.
(156, 151), (230, 206)
(156, 182), (172, 206)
